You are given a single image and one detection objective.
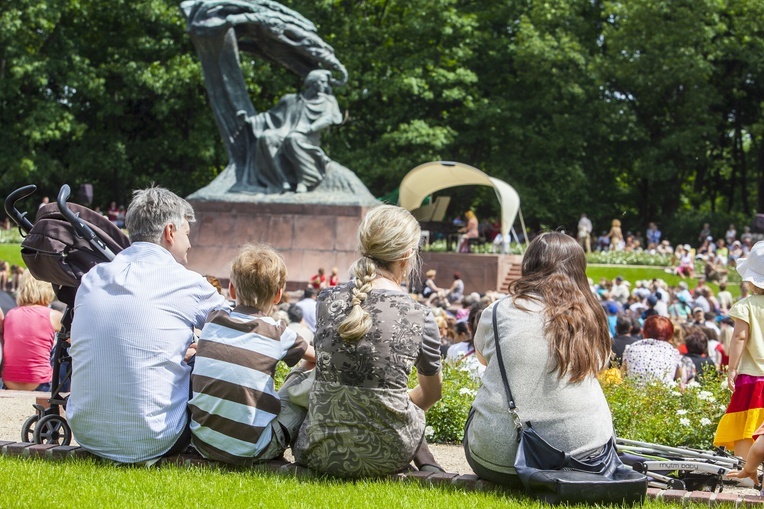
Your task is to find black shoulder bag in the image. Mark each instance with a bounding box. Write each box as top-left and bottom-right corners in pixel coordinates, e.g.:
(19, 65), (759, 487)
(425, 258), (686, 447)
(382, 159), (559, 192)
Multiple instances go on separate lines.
(491, 297), (647, 505)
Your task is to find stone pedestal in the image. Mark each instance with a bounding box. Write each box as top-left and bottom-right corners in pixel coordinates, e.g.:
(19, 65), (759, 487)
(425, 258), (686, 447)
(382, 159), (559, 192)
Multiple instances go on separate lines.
(186, 200), (370, 288)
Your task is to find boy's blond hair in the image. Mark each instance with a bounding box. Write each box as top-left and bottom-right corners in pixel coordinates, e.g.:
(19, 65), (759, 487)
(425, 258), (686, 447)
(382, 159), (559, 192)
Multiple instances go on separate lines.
(230, 244), (287, 311)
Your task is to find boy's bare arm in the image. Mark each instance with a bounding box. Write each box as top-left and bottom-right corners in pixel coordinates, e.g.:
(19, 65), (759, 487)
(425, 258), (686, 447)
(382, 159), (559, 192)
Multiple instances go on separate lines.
(298, 343), (316, 370)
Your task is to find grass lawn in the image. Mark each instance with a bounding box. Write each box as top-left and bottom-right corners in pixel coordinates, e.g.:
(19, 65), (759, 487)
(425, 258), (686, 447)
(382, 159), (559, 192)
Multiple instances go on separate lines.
(0, 243), (23, 267)
(0, 456), (531, 509)
(586, 263), (741, 299)
(0, 456), (676, 509)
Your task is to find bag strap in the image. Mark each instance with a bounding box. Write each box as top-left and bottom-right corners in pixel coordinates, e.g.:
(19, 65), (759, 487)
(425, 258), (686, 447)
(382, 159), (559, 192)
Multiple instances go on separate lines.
(491, 297), (524, 441)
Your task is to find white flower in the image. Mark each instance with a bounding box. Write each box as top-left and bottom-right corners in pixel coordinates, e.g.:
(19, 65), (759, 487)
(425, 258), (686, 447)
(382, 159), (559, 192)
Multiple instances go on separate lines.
(686, 381), (701, 389)
(676, 409), (688, 415)
(679, 418), (691, 426)
(718, 404), (728, 412)
(424, 426), (435, 438)
(698, 391), (714, 401)
(700, 418), (712, 426)
(671, 391), (682, 397)
(459, 387), (476, 397)
(664, 380), (678, 389)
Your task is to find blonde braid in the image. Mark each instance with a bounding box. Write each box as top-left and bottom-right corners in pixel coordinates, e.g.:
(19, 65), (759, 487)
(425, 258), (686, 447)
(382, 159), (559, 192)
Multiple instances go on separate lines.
(338, 257), (376, 341)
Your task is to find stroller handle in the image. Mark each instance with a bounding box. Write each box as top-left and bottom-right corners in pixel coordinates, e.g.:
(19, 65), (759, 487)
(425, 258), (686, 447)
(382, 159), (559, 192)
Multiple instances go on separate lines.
(57, 184), (117, 262)
(4, 184), (38, 234)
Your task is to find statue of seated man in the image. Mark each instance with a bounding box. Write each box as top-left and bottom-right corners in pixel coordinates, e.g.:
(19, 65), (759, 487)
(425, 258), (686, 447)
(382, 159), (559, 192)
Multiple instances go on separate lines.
(238, 69), (342, 193)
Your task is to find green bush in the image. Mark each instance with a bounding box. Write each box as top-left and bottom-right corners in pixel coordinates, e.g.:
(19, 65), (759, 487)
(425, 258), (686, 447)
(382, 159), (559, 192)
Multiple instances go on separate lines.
(422, 239), (524, 255)
(278, 357), (730, 450)
(586, 250), (672, 266)
(601, 370), (729, 450)
(0, 229), (23, 244)
(418, 364), (730, 448)
(419, 362), (481, 443)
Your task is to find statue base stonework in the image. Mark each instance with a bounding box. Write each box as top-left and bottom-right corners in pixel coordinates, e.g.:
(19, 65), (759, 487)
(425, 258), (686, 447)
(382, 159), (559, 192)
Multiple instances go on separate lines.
(188, 161), (379, 206)
(186, 200), (372, 288)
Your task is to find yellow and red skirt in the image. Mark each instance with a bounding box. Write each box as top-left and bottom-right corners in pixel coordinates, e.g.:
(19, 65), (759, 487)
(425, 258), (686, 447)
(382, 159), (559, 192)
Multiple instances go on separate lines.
(714, 374), (764, 450)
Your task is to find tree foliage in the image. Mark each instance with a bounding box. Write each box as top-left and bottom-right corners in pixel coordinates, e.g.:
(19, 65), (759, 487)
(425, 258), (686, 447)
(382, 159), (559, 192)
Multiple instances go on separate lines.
(1, 0), (763, 243)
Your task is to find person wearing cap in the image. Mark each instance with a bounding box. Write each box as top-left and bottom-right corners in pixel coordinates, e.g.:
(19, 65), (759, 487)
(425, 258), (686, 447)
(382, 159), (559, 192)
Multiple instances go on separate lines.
(714, 240), (764, 458)
(691, 307), (706, 327)
(641, 295), (659, 320)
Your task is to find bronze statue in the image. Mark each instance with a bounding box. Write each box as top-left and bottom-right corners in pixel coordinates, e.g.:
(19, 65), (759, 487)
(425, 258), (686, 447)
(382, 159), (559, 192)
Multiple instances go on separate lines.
(239, 70), (342, 192)
(181, 0), (347, 194)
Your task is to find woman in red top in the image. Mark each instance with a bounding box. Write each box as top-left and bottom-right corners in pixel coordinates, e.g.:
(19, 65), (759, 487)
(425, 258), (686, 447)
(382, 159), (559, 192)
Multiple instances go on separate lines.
(1, 270), (63, 391)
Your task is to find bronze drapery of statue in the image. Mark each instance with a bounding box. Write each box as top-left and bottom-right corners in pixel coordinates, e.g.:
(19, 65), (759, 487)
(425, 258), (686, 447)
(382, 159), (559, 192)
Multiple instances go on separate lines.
(181, 0), (348, 195)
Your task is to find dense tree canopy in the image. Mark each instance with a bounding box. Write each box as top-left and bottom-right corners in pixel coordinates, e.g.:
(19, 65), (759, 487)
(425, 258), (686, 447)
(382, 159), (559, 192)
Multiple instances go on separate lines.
(1, 0), (763, 243)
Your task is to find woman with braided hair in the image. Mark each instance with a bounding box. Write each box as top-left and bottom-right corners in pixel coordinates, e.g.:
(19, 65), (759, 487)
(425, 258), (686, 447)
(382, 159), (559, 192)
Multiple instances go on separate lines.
(293, 205), (443, 477)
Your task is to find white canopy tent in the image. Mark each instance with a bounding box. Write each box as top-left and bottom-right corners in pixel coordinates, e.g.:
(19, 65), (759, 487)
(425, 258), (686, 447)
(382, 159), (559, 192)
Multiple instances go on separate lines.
(398, 161), (523, 252)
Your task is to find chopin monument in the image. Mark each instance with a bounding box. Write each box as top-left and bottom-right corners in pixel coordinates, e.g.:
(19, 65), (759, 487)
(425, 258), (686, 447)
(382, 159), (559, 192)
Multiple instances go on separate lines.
(179, 0), (379, 284)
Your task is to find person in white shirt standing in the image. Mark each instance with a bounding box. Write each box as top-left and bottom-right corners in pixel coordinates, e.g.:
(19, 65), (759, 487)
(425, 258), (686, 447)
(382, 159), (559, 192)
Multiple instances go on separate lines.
(577, 213), (593, 253)
(67, 186), (226, 464)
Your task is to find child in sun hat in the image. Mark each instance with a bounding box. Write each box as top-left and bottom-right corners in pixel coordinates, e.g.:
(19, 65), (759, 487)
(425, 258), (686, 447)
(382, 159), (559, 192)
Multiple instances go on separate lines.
(714, 240), (764, 458)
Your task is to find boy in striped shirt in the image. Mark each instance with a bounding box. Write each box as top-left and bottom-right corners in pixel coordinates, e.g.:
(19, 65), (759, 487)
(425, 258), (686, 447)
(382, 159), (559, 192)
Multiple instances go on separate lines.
(189, 244), (315, 465)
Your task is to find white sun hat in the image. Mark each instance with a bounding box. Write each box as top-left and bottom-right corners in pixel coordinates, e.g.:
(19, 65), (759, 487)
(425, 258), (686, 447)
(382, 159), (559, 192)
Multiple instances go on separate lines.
(736, 240), (764, 289)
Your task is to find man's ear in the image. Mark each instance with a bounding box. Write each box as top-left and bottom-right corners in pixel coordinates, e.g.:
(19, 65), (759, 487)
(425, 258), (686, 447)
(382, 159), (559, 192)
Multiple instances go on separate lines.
(228, 282), (236, 301)
(163, 224), (175, 246)
(273, 287), (283, 305)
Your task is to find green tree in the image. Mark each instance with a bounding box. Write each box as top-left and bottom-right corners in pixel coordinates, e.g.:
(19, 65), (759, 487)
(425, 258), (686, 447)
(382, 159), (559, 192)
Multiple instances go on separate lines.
(0, 0), (223, 208)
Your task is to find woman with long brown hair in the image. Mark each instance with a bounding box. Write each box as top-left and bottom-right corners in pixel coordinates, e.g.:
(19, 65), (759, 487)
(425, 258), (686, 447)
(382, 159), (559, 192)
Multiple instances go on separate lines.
(463, 232), (614, 487)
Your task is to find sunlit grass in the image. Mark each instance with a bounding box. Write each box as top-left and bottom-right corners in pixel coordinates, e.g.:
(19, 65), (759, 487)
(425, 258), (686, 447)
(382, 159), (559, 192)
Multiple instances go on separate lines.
(1, 456), (536, 509)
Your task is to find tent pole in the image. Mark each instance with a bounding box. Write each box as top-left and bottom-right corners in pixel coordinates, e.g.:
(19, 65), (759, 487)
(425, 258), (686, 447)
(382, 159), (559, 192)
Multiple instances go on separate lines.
(518, 207), (530, 248)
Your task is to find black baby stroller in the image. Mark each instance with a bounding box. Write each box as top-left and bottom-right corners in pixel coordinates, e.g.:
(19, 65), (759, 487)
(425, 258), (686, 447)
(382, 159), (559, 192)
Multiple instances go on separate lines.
(4, 184), (130, 445)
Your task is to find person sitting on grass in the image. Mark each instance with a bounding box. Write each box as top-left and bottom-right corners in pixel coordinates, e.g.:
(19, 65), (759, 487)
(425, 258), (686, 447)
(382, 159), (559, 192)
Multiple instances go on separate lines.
(189, 244), (315, 465)
(67, 186), (226, 464)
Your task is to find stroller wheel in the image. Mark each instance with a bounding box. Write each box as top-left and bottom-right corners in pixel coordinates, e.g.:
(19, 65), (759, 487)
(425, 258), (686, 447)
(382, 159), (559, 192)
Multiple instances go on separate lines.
(21, 415), (39, 443)
(33, 414), (72, 446)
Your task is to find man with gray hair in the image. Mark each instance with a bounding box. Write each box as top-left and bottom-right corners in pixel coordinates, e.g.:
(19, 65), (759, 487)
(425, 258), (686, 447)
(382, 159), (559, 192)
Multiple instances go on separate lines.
(67, 186), (225, 464)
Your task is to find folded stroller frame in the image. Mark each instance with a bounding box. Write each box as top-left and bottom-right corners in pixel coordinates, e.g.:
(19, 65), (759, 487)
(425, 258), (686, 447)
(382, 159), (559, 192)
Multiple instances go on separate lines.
(617, 438), (758, 492)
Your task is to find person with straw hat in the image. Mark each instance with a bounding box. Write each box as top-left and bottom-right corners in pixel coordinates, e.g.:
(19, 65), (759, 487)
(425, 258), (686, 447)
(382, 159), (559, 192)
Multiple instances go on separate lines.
(714, 241), (764, 459)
